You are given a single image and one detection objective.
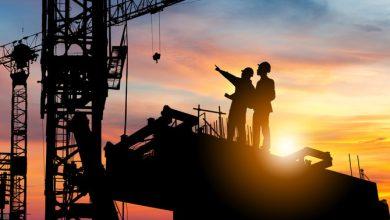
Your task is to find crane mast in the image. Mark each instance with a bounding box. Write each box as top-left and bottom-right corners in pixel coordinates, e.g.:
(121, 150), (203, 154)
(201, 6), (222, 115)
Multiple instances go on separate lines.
(8, 44), (36, 220)
(0, 37), (38, 219)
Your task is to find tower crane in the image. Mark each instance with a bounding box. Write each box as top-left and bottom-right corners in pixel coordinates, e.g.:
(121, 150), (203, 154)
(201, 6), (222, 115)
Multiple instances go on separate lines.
(0, 34), (40, 220)
(1, 0), (184, 219)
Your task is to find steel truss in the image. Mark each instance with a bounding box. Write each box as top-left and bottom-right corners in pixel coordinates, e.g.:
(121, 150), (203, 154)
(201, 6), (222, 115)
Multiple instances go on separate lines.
(9, 81), (28, 220)
(40, 0), (183, 219)
(41, 0), (101, 218)
(0, 0), (184, 219)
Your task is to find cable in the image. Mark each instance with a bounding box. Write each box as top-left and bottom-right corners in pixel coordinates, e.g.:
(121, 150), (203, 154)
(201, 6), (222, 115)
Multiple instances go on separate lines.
(150, 14), (154, 54)
(158, 12), (161, 53)
(123, 22), (129, 136)
(122, 18), (130, 220)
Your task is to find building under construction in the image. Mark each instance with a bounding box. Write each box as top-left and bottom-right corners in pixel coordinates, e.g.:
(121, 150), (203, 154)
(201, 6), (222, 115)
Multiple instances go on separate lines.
(103, 105), (390, 220)
(0, 0), (389, 219)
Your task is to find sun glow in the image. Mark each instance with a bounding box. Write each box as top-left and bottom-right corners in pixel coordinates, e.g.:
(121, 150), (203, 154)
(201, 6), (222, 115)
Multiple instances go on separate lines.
(273, 136), (298, 157)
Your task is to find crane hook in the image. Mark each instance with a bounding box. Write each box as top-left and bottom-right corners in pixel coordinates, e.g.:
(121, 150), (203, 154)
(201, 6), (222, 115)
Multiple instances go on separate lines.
(153, 52), (161, 63)
(151, 12), (162, 64)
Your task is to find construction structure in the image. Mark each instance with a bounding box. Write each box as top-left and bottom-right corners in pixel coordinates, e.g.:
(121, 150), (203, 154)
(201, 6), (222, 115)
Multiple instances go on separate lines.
(40, 0), (184, 219)
(0, 36), (39, 219)
(0, 0), (184, 219)
(104, 105), (390, 220)
(0, 0), (389, 219)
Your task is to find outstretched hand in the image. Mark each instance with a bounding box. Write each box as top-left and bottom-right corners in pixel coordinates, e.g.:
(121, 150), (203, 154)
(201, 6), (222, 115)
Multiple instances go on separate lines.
(215, 65), (221, 72)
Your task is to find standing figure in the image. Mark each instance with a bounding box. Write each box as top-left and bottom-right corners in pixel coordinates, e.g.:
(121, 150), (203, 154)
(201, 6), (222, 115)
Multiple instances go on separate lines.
(215, 65), (254, 143)
(253, 61), (275, 150)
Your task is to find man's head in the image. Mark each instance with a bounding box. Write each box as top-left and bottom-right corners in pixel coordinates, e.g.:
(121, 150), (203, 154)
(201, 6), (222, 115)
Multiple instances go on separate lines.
(241, 67), (254, 79)
(257, 61), (271, 77)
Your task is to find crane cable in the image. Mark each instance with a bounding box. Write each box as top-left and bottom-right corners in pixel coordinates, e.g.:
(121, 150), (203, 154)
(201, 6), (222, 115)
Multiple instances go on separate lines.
(123, 22), (129, 136)
(150, 13), (161, 54)
(122, 21), (129, 220)
(151, 12), (162, 63)
(158, 12), (161, 53)
(151, 14), (154, 54)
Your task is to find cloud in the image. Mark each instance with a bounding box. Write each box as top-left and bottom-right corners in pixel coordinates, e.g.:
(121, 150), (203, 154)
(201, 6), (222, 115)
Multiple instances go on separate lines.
(251, 0), (330, 22)
(359, 137), (386, 144)
(355, 24), (383, 32)
(1, 0), (390, 218)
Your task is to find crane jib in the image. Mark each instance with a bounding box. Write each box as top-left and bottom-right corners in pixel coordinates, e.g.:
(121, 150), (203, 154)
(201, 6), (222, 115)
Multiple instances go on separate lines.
(0, 0), (185, 64)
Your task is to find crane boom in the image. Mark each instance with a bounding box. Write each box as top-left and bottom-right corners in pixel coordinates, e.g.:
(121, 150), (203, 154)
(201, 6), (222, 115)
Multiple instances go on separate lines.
(0, 33), (41, 67)
(108, 0), (184, 26)
(0, 0), (184, 65)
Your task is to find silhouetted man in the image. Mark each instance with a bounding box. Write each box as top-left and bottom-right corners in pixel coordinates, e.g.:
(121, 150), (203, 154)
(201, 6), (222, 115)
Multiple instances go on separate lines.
(253, 61), (275, 150)
(215, 65), (254, 143)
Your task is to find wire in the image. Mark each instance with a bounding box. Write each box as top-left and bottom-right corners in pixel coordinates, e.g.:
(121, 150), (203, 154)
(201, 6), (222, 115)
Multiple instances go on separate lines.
(158, 12), (161, 53)
(123, 22), (129, 136)
(150, 14), (154, 54)
(122, 14), (130, 220)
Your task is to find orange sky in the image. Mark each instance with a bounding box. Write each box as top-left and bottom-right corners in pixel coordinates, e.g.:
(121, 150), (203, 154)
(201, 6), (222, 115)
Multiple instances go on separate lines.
(0, 0), (390, 219)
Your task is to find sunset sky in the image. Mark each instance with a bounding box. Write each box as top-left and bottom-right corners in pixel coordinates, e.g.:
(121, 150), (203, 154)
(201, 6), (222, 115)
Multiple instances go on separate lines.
(0, 0), (390, 219)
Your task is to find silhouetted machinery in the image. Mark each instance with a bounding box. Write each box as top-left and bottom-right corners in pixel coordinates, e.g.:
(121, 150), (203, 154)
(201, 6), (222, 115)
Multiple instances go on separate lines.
(40, 1), (184, 219)
(1, 1), (390, 219)
(1, 1), (186, 219)
(102, 106), (390, 220)
(1, 1), (185, 219)
(0, 39), (38, 220)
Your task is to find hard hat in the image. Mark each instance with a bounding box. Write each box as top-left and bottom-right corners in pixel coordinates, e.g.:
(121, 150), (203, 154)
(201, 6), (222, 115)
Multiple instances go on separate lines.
(242, 67), (254, 77)
(258, 61), (271, 73)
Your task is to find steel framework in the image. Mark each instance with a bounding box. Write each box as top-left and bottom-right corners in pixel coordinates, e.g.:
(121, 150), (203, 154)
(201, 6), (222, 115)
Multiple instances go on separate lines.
(1, 1), (184, 219)
(0, 40), (37, 219)
(9, 78), (27, 220)
(40, 0), (183, 219)
(41, 0), (105, 218)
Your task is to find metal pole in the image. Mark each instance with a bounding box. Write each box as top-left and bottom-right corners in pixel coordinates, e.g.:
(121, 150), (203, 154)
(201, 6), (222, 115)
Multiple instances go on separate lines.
(218, 106), (223, 138)
(357, 155), (361, 179)
(221, 117), (224, 138)
(122, 202), (124, 220)
(44, 0), (57, 218)
(348, 154), (353, 176)
(197, 104), (200, 131)
(250, 126), (253, 146)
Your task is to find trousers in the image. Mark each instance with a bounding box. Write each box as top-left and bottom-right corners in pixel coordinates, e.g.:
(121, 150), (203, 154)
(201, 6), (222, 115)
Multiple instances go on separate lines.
(252, 111), (270, 149)
(227, 104), (246, 143)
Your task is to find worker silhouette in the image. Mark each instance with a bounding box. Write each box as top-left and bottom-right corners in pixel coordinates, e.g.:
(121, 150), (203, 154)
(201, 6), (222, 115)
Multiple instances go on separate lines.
(215, 65), (254, 143)
(252, 61), (275, 150)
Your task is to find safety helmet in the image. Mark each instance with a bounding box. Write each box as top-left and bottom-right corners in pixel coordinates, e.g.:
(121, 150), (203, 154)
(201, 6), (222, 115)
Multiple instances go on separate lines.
(241, 67), (254, 78)
(258, 61), (271, 73)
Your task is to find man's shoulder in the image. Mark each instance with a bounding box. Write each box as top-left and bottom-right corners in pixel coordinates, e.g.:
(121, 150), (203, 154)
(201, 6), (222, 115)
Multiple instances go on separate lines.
(256, 77), (274, 87)
(263, 77), (274, 84)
